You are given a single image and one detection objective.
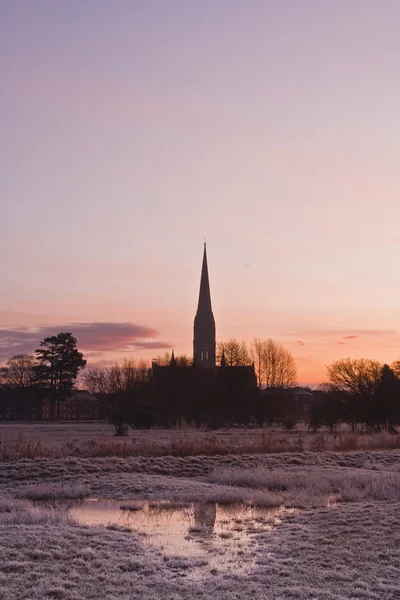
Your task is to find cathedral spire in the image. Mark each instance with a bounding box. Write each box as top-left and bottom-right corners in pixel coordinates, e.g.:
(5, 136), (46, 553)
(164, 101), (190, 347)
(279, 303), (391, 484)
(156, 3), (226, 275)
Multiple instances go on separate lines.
(196, 242), (213, 315)
(193, 242), (216, 367)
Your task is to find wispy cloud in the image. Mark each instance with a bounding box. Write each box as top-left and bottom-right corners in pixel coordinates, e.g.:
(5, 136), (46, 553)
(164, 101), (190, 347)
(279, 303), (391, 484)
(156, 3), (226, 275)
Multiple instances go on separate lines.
(287, 329), (397, 339)
(0, 322), (172, 362)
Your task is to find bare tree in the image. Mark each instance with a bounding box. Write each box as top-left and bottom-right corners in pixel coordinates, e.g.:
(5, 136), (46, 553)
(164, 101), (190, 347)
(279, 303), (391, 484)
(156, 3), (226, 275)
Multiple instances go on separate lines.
(0, 354), (41, 420)
(326, 357), (383, 428)
(216, 338), (250, 366)
(175, 354), (193, 367)
(82, 358), (151, 435)
(391, 359), (400, 379)
(1, 354), (36, 388)
(249, 338), (297, 425)
(249, 337), (265, 388)
(326, 357), (382, 399)
(152, 352), (192, 367)
(152, 352), (171, 367)
(249, 338), (297, 390)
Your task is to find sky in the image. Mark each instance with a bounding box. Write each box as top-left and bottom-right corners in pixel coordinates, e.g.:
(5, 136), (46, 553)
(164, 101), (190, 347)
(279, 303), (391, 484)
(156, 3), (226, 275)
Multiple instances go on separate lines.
(1, 0), (400, 384)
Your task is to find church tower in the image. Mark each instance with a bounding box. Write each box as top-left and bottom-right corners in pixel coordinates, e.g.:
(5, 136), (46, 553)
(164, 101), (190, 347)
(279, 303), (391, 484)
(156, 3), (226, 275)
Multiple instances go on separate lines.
(193, 243), (216, 367)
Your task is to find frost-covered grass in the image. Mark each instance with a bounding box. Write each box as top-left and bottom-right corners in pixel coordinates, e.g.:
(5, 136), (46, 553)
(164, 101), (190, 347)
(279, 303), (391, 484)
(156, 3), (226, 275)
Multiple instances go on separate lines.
(2, 450), (400, 508)
(208, 465), (400, 506)
(1, 450), (400, 598)
(0, 497), (75, 526)
(1, 448), (400, 487)
(16, 483), (90, 501)
(1, 499), (400, 598)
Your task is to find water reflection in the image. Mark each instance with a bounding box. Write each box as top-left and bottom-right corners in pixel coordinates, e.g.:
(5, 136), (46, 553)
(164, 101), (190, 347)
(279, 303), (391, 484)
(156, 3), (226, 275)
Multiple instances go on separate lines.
(193, 502), (216, 535)
(69, 499), (292, 560)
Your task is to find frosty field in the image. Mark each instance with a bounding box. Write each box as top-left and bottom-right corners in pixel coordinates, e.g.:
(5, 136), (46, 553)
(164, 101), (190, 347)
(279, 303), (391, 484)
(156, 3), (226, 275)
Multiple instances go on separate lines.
(1, 434), (400, 599)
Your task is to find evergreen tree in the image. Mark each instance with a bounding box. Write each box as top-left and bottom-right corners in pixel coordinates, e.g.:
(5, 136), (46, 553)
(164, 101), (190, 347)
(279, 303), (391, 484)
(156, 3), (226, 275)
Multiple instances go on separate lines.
(34, 332), (86, 420)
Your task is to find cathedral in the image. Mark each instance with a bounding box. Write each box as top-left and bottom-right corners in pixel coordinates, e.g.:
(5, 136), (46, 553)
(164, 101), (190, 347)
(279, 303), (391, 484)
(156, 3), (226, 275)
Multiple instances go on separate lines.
(193, 243), (216, 367)
(152, 244), (257, 425)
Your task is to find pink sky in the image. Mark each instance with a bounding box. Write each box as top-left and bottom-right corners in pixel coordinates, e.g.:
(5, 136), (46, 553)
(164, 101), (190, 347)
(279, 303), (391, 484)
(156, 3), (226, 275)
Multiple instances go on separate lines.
(1, 1), (400, 384)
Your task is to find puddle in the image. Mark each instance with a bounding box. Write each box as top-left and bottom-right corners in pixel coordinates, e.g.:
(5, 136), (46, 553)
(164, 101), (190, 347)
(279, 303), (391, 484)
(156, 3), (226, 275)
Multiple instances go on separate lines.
(69, 499), (293, 563)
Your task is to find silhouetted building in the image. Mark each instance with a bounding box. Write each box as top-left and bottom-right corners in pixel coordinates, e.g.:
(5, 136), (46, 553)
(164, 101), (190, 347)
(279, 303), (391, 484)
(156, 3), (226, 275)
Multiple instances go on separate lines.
(0, 388), (99, 422)
(152, 244), (257, 425)
(41, 390), (99, 421)
(193, 243), (216, 367)
(260, 387), (314, 424)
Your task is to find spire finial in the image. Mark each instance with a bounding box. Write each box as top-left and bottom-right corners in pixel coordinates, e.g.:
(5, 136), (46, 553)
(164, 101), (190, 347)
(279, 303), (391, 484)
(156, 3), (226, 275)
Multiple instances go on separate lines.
(221, 348), (227, 367)
(170, 348), (176, 367)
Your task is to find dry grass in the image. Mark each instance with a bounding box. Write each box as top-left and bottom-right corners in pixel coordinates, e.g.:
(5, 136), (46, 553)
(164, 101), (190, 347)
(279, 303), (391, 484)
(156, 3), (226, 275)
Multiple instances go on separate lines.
(208, 465), (400, 506)
(2, 423), (400, 461)
(0, 497), (76, 526)
(0, 433), (48, 461)
(120, 501), (142, 511)
(16, 483), (90, 501)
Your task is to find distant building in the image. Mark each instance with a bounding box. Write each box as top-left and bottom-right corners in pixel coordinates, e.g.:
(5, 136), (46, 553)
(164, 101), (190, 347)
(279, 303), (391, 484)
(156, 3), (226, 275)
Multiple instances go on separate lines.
(152, 243), (257, 425)
(292, 387), (314, 415)
(260, 386), (314, 423)
(0, 388), (99, 422)
(41, 390), (99, 421)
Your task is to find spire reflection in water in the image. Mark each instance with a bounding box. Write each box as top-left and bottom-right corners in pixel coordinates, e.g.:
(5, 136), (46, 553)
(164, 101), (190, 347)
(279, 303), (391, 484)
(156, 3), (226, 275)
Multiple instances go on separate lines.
(69, 499), (292, 558)
(191, 502), (217, 535)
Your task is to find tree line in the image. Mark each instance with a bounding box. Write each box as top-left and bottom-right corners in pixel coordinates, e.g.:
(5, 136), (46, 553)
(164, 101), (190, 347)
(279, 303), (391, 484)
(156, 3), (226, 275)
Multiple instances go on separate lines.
(310, 357), (400, 432)
(83, 338), (299, 433)
(2, 332), (400, 434)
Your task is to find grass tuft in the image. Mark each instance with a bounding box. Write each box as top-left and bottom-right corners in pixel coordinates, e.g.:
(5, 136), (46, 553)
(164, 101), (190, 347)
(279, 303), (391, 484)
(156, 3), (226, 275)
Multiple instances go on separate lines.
(208, 465), (400, 506)
(17, 484), (90, 501)
(0, 498), (76, 526)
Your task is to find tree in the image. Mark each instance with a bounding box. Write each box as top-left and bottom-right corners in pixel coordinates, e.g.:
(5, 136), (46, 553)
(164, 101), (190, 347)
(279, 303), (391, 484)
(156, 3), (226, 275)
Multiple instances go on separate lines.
(391, 359), (400, 379)
(216, 338), (250, 366)
(0, 354), (35, 388)
(249, 338), (297, 425)
(377, 364), (400, 427)
(175, 354), (193, 367)
(34, 332), (86, 420)
(311, 384), (344, 432)
(82, 358), (152, 435)
(249, 338), (297, 390)
(153, 352), (193, 367)
(249, 337), (265, 388)
(326, 357), (382, 428)
(0, 354), (39, 420)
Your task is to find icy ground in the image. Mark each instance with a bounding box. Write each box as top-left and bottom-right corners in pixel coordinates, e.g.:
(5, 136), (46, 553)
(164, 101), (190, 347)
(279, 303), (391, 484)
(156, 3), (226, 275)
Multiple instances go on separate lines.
(1, 451), (400, 599)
